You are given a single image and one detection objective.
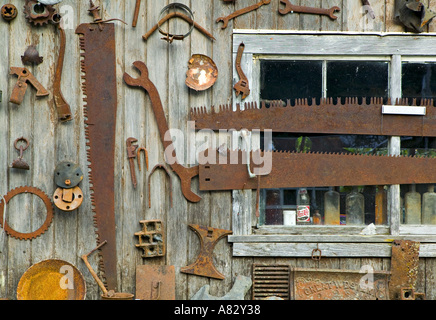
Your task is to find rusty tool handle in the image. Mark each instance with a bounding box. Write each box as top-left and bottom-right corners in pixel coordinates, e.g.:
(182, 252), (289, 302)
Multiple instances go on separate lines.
(216, 0), (271, 29)
(53, 24), (73, 122)
(132, 0), (141, 27)
(81, 240), (109, 296)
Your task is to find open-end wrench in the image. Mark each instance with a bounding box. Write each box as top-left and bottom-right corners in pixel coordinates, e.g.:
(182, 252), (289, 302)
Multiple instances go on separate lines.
(234, 42), (250, 100)
(123, 61), (201, 203)
(216, 0), (271, 29)
(279, 0), (340, 20)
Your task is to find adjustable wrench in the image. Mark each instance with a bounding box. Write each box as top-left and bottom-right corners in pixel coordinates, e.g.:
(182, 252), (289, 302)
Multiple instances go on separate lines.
(279, 0), (340, 20)
(123, 61), (201, 203)
(234, 42), (250, 100)
(216, 0), (271, 29)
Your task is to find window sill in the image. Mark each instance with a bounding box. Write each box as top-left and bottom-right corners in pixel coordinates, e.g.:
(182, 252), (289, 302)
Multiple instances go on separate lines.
(228, 226), (436, 258)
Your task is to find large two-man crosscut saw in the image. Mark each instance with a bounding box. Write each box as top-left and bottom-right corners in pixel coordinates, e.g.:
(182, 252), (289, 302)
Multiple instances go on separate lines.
(76, 1), (126, 292)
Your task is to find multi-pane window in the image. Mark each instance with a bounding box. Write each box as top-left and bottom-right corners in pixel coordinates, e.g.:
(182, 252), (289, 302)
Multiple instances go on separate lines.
(258, 58), (436, 228)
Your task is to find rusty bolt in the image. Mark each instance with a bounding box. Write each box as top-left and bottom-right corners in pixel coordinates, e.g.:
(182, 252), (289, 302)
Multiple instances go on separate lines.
(1, 4), (17, 21)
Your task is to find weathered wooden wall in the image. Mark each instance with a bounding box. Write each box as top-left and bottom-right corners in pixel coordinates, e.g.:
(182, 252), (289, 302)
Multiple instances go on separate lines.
(0, 0), (435, 300)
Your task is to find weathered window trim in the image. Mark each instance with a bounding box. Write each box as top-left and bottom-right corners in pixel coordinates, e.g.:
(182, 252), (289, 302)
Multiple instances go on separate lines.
(230, 30), (436, 257)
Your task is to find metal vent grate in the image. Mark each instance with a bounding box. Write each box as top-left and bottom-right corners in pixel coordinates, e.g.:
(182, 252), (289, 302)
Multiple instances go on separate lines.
(252, 264), (291, 300)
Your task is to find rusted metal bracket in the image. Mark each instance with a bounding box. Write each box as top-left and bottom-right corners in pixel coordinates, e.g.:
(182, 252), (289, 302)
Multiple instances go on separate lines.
(389, 240), (420, 300)
(191, 98), (436, 137)
(181, 224), (232, 280)
(198, 149), (436, 191)
(216, 0), (271, 29)
(234, 43), (250, 100)
(278, 0), (340, 20)
(9, 67), (49, 105)
(124, 61), (201, 203)
(134, 220), (165, 258)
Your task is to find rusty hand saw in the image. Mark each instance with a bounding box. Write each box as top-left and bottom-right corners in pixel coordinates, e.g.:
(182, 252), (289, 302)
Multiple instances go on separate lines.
(198, 149), (436, 191)
(191, 98), (436, 137)
(75, 2), (124, 292)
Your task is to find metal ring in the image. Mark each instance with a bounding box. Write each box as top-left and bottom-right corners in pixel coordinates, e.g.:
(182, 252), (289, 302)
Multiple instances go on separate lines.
(157, 3), (194, 42)
(0, 186), (54, 240)
(14, 137), (30, 152)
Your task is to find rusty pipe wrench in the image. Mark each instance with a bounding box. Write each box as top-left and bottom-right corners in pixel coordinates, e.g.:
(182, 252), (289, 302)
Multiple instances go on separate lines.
(126, 137), (139, 188)
(9, 67), (49, 105)
(123, 61), (201, 203)
(279, 0), (340, 20)
(216, 0), (271, 29)
(234, 42), (250, 100)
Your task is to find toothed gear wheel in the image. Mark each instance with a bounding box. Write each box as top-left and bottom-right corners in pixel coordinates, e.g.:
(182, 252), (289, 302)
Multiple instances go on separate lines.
(23, 0), (57, 26)
(0, 186), (54, 240)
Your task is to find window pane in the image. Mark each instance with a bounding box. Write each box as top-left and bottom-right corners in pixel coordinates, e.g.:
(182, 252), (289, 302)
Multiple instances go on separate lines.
(400, 137), (436, 225)
(402, 62), (436, 103)
(260, 60), (323, 103)
(327, 61), (389, 104)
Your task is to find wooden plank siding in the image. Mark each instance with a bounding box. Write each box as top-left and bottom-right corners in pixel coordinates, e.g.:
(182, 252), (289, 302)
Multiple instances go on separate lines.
(0, 0), (435, 300)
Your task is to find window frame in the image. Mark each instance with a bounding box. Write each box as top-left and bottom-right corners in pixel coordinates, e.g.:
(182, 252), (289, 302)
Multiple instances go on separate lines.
(229, 30), (436, 258)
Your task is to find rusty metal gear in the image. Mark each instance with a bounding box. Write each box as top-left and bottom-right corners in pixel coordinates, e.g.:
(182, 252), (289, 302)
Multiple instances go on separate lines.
(0, 186), (54, 240)
(23, 0), (58, 27)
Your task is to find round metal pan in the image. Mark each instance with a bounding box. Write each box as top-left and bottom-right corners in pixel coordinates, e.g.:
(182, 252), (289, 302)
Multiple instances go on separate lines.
(17, 259), (86, 300)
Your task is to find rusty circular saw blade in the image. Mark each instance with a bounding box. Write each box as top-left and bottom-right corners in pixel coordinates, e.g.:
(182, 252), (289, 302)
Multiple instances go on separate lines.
(17, 259), (86, 300)
(0, 186), (54, 241)
(186, 54), (218, 91)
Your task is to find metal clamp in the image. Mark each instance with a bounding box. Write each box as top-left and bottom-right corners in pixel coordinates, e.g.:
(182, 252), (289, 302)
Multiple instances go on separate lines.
(311, 244), (322, 261)
(158, 3), (194, 43)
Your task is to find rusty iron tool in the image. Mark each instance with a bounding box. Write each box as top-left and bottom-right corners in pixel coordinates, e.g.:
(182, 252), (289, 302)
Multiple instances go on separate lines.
(191, 98), (436, 137)
(124, 61), (201, 203)
(278, 0), (340, 20)
(126, 137), (139, 188)
(216, 0), (271, 29)
(148, 164), (173, 208)
(143, 11), (215, 42)
(234, 42), (250, 100)
(362, 0), (375, 19)
(81, 241), (134, 300)
(53, 23), (73, 122)
(137, 146), (149, 172)
(180, 224), (232, 280)
(10, 137), (30, 170)
(132, 0), (141, 27)
(75, 0), (123, 292)
(389, 240), (420, 300)
(136, 265), (175, 300)
(9, 67), (49, 105)
(0, 186), (54, 241)
(198, 149), (436, 191)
